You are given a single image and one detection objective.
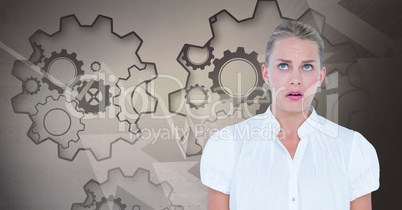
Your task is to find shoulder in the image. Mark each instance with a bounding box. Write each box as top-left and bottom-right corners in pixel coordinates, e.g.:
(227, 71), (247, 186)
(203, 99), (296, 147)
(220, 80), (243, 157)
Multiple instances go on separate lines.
(313, 114), (377, 162)
(312, 114), (360, 144)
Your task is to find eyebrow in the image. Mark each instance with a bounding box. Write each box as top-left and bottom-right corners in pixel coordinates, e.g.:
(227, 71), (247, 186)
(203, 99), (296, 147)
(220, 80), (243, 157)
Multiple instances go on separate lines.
(275, 59), (317, 63)
(275, 59), (291, 63)
(301, 60), (316, 63)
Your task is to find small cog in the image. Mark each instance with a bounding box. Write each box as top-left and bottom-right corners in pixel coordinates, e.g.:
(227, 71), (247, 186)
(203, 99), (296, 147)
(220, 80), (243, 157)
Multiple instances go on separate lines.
(209, 47), (264, 105)
(95, 196), (127, 210)
(90, 61), (102, 72)
(22, 77), (41, 95)
(75, 79), (111, 114)
(29, 95), (85, 148)
(185, 84), (210, 109)
(181, 42), (214, 70)
(42, 49), (84, 93)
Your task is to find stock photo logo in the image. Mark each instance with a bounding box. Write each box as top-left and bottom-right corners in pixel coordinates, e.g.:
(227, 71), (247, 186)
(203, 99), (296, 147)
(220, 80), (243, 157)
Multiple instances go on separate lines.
(11, 14), (158, 161)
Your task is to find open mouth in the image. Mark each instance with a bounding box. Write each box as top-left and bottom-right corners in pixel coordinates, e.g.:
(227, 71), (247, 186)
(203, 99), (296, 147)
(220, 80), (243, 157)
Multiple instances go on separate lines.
(286, 91), (303, 97)
(286, 91), (303, 100)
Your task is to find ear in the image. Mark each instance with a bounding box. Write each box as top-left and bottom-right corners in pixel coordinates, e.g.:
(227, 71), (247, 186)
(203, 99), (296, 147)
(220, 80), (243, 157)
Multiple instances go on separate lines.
(319, 66), (326, 85)
(261, 64), (269, 83)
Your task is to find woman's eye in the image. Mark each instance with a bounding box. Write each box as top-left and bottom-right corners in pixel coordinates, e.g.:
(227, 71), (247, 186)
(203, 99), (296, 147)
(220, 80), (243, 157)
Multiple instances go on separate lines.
(278, 63), (288, 70)
(303, 64), (313, 71)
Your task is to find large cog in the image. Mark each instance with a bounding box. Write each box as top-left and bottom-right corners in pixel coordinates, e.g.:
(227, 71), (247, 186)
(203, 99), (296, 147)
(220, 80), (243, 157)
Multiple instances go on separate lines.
(29, 95), (85, 148)
(42, 49), (84, 94)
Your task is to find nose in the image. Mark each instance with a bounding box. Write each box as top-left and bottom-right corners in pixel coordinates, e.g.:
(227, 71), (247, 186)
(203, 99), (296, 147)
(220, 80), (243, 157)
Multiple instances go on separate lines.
(289, 70), (301, 86)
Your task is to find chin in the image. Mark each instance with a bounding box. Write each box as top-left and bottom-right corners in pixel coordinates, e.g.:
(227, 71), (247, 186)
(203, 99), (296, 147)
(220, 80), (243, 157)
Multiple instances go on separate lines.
(274, 100), (312, 114)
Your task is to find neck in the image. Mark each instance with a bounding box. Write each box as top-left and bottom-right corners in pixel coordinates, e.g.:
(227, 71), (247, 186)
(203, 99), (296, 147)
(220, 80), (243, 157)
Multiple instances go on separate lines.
(270, 105), (311, 138)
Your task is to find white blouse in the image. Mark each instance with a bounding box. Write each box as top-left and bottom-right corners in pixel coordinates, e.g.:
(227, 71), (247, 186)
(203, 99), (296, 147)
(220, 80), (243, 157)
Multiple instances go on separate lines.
(200, 107), (379, 210)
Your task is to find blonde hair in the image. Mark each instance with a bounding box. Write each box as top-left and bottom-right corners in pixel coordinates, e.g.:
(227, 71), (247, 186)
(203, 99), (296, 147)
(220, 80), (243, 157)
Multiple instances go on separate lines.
(265, 21), (324, 68)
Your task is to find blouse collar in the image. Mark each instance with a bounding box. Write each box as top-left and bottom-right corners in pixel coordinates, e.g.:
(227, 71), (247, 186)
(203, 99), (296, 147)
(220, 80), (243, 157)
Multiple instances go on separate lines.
(261, 105), (338, 139)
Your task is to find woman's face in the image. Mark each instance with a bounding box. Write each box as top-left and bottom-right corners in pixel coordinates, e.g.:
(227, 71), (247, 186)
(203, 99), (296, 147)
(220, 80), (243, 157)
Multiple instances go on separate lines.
(262, 37), (326, 114)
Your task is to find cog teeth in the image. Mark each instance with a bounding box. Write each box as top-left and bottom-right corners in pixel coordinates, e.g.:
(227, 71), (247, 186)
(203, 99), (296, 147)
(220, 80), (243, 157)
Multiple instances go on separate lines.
(237, 47), (246, 54)
(60, 15), (81, 31)
(208, 71), (214, 79)
(92, 16), (112, 31)
(117, 111), (125, 121)
(60, 141), (70, 149)
(28, 127), (40, 143)
(223, 50), (231, 56)
(29, 30), (47, 45)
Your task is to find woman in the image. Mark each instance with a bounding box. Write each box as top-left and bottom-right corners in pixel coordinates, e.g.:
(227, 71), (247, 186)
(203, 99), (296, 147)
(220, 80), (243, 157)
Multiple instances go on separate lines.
(200, 21), (379, 210)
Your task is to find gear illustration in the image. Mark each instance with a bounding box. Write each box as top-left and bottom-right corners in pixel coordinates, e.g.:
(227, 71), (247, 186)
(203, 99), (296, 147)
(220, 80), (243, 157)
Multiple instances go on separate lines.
(42, 49), (84, 93)
(11, 14), (158, 161)
(71, 167), (183, 210)
(256, 90), (272, 115)
(209, 47), (264, 105)
(29, 95), (85, 148)
(11, 60), (60, 115)
(71, 180), (101, 210)
(29, 42), (45, 65)
(115, 63), (158, 134)
(83, 190), (96, 208)
(90, 61), (102, 72)
(181, 42), (215, 70)
(95, 196), (127, 210)
(22, 76), (41, 95)
(75, 79), (111, 114)
(185, 84), (210, 109)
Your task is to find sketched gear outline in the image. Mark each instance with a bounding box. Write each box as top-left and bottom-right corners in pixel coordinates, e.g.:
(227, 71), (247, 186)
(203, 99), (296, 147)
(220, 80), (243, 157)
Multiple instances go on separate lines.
(181, 42), (215, 70)
(75, 79), (111, 114)
(29, 95), (85, 148)
(209, 47), (264, 105)
(115, 63), (158, 134)
(185, 84), (210, 109)
(22, 76), (41, 95)
(95, 196), (127, 210)
(42, 49), (84, 94)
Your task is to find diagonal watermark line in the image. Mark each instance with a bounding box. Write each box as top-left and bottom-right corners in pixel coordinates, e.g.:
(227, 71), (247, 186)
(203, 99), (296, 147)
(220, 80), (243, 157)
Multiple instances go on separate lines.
(0, 41), (29, 61)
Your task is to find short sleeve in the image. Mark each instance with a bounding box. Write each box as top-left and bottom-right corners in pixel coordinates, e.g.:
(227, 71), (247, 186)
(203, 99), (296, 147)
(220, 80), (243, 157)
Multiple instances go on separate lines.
(200, 126), (236, 194)
(348, 131), (380, 201)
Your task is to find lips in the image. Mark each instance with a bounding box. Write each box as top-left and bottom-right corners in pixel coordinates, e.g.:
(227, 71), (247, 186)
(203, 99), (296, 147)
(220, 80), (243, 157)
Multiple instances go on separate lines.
(286, 90), (303, 100)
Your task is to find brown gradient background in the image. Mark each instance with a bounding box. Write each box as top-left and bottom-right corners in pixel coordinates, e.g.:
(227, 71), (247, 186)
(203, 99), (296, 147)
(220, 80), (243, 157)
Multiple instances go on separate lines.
(0, 0), (401, 209)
